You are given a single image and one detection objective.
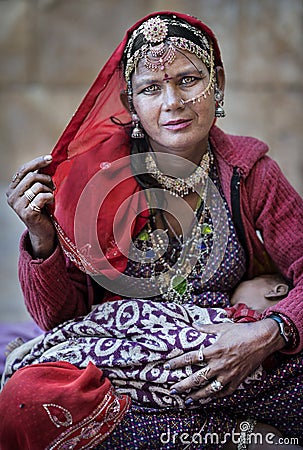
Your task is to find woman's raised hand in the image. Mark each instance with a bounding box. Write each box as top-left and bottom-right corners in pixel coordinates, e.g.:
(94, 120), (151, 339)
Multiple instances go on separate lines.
(6, 155), (57, 259)
(165, 319), (286, 405)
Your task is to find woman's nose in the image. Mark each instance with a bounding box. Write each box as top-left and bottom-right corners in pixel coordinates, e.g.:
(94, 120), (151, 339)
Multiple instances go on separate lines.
(162, 85), (183, 110)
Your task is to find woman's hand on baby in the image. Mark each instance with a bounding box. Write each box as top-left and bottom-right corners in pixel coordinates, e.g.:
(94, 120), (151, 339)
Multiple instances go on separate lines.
(165, 319), (285, 404)
(6, 155), (57, 259)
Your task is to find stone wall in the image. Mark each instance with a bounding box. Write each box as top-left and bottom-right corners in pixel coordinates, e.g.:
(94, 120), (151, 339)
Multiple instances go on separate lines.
(1, 0), (302, 194)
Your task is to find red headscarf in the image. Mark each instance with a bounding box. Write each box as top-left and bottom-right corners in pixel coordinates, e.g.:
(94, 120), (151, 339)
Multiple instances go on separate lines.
(0, 361), (130, 450)
(44, 11), (223, 279)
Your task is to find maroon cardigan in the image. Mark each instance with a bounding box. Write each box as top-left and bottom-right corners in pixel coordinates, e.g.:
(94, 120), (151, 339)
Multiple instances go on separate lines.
(18, 127), (303, 353)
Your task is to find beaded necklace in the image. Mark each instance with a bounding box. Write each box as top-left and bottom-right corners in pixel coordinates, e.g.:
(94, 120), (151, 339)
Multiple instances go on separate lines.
(151, 183), (212, 304)
(145, 149), (211, 198)
(131, 151), (214, 304)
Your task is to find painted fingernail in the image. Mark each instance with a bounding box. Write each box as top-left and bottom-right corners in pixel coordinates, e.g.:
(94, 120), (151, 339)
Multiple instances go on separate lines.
(163, 362), (170, 370)
(185, 398), (193, 406)
(193, 321), (203, 327)
(170, 389), (178, 395)
(44, 155), (52, 162)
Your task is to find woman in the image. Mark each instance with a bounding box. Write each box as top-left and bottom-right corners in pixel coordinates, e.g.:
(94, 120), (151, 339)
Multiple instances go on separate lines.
(4, 11), (303, 449)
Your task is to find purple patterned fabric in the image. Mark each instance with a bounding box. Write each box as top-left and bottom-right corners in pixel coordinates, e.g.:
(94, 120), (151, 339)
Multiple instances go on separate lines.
(2, 300), (263, 409)
(97, 350), (303, 449)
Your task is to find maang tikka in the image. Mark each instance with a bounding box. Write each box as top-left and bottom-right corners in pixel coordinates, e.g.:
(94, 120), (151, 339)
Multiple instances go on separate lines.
(124, 16), (213, 82)
(214, 85), (226, 118)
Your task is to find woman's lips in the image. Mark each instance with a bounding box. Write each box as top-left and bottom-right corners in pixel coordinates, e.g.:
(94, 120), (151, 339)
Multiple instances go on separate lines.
(162, 119), (192, 131)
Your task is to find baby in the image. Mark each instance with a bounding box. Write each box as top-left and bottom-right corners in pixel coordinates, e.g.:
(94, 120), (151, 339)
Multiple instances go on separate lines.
(231, 273), (289, 313)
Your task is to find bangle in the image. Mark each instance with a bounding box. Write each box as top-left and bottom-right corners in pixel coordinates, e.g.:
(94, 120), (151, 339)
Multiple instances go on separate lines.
(267, 313), (297, 349)
(279, 313), (299, 349)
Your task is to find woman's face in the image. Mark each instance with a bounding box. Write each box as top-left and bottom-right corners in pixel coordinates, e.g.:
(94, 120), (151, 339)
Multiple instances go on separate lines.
(131, 49), (221, 163)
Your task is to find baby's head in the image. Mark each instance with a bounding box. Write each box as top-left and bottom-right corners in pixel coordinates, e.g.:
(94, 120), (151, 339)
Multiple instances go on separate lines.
(231, 274), (289, 312)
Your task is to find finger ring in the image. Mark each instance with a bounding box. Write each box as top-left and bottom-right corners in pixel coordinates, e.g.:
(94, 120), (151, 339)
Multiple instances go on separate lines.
(198, 365), (210, 381)
(11, 172), (20, 183)
(197, 346), (204, 363)
(193, 366), (210, 386)
(29, 202), (41, 213)
(210, 380), (223, 393)
(24, 188), (36, 202)
(184, 353), (193, 365)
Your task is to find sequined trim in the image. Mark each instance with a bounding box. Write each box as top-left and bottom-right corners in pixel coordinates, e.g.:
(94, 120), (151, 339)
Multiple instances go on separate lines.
(46, 389), (131, 450)
(43, 404), (73, 428)
(52, 217), (100, 275)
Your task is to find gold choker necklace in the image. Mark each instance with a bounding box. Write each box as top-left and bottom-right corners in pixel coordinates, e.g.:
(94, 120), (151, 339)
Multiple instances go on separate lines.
(145, 149), (212, 197)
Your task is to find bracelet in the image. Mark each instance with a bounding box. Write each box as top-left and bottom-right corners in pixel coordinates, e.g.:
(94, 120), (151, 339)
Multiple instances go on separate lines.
(237, 418), (257, 450)
(279, 313), (299, 349)
(267, 313), (298, 349)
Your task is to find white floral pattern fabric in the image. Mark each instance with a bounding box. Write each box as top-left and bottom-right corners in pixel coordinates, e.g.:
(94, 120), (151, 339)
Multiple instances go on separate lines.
(3, 300), (263, 408)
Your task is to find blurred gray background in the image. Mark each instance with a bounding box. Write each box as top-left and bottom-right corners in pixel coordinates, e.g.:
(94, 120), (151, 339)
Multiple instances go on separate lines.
(0, 0), (302, 323)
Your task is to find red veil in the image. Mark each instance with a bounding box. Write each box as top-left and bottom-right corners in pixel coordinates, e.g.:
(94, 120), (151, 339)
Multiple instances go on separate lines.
(43, 11), (223, 279)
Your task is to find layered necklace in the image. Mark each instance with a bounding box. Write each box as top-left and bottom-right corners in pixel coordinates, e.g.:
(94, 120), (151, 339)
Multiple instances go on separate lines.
(145, 149), (211, 198)
(151, 190), (213, 304)
(130, 147), (214, 304)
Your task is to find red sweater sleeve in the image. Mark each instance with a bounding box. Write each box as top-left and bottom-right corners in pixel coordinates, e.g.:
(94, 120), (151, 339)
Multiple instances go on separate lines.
(18, 232), (94, 330)
(247, 157), (303, 354)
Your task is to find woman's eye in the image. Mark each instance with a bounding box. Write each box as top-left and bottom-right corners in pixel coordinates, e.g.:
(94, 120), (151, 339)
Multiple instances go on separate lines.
(142, 84), (160, 94)
(181, 76), (197, 85)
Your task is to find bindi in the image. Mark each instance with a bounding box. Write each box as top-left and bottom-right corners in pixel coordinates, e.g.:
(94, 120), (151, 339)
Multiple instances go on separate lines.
(163, 73), (172, 82)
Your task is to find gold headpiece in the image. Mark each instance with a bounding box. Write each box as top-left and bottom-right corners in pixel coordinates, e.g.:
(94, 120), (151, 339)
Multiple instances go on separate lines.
(124, 16), (214, 82)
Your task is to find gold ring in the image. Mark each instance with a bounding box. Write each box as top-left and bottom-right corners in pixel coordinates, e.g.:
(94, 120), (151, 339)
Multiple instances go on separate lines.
(193, 365), (211, 386)
(24, 188), (36, 203)
(197, 365), (210, 381)
(29, 202), (41, 213)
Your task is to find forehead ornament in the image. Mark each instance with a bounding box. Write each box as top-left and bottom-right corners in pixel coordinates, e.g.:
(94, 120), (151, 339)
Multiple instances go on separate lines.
(124, 16), (214, 82)
(142, 16), (168, 43)
(145, 43), (176, 72)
